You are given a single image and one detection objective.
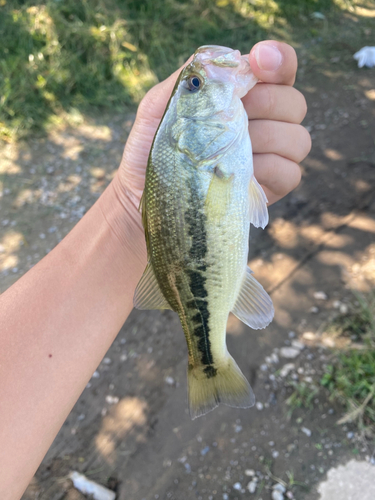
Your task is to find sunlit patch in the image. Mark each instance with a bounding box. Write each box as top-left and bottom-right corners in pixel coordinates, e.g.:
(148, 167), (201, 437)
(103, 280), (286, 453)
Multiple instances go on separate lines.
(0, 160), (21, 175)
(365, 89), (375, 101)
(348, 214), (375, 234)
(77, 124), (112, 142)
(324, 148), (343, 161)
(249, 253), (299, 291)
(0, 231), (23, 271)
(354, 179), (371, 192)
(95, 397), (147, 464)
(268, 218), (298, 249)
(13, 189), (34, 209)
(354, 6), (375, 17)
(300, 224), (353, 248)
(303, 157), (326, 171)
(49, 133), (84, 160)
(57, 175), (82, 193)
(90, 167), (106, 179)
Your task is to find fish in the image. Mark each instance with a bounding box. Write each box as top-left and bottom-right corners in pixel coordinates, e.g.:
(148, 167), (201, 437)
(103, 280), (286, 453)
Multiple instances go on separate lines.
(134, 45), (274, 419)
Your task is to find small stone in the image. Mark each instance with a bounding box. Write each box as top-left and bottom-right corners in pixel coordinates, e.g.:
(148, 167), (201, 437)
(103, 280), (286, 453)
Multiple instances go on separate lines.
(39, 233), (46, 239)
(234, 424), (242, 433)
(256, 402), (264, 411)
(270, 353), (279, 364)
(272, 450), (279, 459)
(247, 480), (257, 494)
(301, 427), (312, 437)
(309, 306), (319, 314)
(347, 431), (354, 439)
(273, 483), (286, 493)
(280, 347), (300, 359)
(165, 376), (175, 385)
(339, 304), (349, 314)
(291, 340), (304, 350)
(245, 469), (255, 477)
(102, 357), (112, 364)
(223, 495), (229, 500)
(92, 371), (100, 378)
(286, 492), (294, 499)
(314, 291), (327, 300)
(201, 446), (210, 456)
(120, 354), (127, 362)
(280, 363), (295, 377)
(288, 331), (296, 339)
(303, 331), (316, 340)
(77, 413), (85, 421)
(333, 300), (342, 309)
(271, 490), (284, 500)
(105, 395), (119, 404)
(233, 482), (242, 491)
(269, 441), (275, 447)
(260, 364), (268, 371)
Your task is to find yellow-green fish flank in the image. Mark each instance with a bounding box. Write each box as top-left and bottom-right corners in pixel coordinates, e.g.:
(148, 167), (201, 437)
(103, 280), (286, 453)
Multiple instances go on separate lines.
(134, 45), (274, 418)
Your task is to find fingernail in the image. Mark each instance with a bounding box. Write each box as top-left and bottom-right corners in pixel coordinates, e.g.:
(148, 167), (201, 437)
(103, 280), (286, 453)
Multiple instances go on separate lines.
(255, 44), (282, 71)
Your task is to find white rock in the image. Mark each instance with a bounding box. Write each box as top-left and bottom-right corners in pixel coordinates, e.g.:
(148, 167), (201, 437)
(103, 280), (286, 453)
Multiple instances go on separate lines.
(353, 46), (375, 68)
(280, 347), (300, 359)
(233, 482), (242, 491)
(291, 339), (304, 350)
(69, 471), (116, 500)
(272, 490), (284, 500)
(303, 331), (316, 340)
(339, 304), (349, 314)
(273, 483), (286, 493)
(92, 371), (100, 378)
(309, 306), (319, 314)
(333, 300), (342, 309)
(280, 363), (295, 378)
(102, 357), (111, 364)
(256, 402), (264, 411)
(314, 291), (328, 300)
(245, 469), (255, 476)
(301, 427), (312, 437)
(165, 376), (175, 385)
(105, 395), (119, 405)
(272, 450), (279, 458)
(247, 480), (257, 494)
(288, 331), (296, 338)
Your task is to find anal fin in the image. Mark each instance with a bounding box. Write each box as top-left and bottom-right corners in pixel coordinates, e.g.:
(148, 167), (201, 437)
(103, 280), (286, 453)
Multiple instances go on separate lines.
(133, 262), (171, 310)
(231, 267), (274, 329)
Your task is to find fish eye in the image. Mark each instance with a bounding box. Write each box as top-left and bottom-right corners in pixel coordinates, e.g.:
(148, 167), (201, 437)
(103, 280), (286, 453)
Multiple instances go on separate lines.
(188, 75), (202, 92)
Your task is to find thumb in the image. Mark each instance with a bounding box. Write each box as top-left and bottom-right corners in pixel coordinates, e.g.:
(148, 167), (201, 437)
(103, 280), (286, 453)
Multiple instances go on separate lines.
(249, 41), (298, 86)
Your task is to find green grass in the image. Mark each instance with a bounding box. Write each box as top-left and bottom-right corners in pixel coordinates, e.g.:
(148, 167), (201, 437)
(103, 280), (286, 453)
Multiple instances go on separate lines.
(1, 0), (369, 140)
(321, 292), (375, 435)
(286, 381), (319, 419)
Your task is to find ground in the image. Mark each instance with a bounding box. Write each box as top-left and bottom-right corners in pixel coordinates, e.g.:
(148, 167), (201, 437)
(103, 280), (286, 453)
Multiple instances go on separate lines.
(1, 31), (375, 500)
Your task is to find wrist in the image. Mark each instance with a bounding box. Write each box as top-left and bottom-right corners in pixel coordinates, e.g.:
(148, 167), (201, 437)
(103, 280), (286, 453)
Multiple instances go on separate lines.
(97, 177), (147, 275)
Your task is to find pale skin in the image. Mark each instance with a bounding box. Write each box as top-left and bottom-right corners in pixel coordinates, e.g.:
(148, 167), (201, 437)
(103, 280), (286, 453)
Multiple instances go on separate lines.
(0, 41), (311, 500)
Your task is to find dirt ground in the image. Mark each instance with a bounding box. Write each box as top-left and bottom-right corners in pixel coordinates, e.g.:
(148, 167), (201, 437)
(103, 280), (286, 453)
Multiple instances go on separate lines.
(1, 42), (375, 500)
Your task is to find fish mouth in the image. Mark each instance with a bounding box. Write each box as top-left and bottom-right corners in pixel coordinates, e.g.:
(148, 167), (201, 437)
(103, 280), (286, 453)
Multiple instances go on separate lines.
(190, 45), (257, 97)
(195, 45), (242, 68)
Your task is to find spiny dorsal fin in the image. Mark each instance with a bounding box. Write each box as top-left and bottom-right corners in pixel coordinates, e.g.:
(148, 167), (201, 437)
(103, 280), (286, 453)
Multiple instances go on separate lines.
(134, 262), (171, 310)
(249, 176), (269, 229)
(231, 267), (274, 329)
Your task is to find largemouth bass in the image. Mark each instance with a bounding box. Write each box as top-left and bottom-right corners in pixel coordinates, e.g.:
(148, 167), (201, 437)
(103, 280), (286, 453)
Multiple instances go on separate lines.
(134, 45), (274, 419)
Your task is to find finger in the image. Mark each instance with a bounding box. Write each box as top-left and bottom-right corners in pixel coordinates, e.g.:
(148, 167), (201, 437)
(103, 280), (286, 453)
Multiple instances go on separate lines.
(249, 41), (298, 86)
(243, 84), (307, 123)
(249, 120), (311, 163)
(253, 153), (302, 205)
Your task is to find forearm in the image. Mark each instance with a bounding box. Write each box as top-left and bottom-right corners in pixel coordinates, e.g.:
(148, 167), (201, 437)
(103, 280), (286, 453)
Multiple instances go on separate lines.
(0, 181), (146, 500)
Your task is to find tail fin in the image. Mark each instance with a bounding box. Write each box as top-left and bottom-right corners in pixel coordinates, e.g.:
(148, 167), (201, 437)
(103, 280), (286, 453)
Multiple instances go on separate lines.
(188, 355), (255, 419)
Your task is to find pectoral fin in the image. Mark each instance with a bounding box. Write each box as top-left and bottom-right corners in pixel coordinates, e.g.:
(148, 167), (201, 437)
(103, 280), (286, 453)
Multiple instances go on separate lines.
(249, 176), (269, 229)
(134, 263), (171, 310)
(231, 267), (274, 329)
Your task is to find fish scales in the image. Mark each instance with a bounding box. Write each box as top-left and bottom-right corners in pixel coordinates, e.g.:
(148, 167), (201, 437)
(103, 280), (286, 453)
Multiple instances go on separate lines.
(134, 45), (274, 418)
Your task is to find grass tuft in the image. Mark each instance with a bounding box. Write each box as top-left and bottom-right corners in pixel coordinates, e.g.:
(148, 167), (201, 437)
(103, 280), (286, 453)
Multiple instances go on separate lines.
(321, 292), (375, 435)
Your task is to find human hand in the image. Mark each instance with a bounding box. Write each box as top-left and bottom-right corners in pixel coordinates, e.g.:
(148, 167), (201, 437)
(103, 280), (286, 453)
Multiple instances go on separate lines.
(114, 40), (311, 211)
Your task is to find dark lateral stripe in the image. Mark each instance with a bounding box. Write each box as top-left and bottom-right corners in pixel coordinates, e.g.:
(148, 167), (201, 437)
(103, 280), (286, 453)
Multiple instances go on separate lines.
(184, 173), (215, 372)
